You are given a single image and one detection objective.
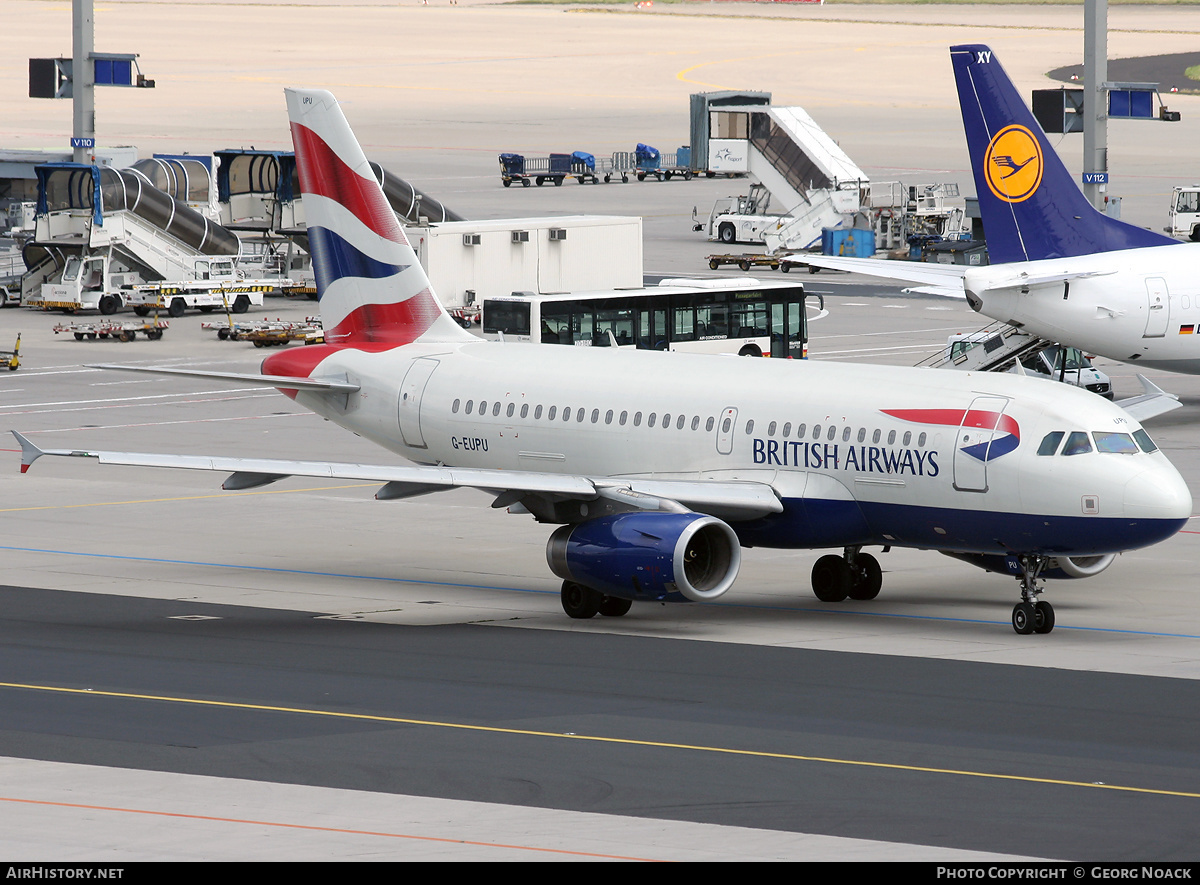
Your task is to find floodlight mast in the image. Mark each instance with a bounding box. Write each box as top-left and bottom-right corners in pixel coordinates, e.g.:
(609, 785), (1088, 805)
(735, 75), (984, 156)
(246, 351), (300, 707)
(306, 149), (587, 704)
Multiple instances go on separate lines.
(72, 0), (95, 164)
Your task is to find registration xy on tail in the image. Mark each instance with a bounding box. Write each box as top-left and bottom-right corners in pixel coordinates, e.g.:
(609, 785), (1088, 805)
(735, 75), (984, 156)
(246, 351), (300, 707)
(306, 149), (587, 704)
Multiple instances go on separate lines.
(12, 88), (1193, 634)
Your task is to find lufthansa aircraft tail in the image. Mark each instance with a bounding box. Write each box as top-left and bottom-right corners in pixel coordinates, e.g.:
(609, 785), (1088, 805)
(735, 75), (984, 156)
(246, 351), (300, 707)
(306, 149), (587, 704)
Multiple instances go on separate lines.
(951, 44), (1175, 264)
(284, 88), (472, 347)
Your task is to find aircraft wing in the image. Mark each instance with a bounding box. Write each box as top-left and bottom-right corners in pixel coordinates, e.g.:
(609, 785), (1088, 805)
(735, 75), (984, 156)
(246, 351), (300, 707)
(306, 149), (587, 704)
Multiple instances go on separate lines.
(785, 255), (967, 296)
(11, 432), (783, 521)
(1115, 375), (1183, 422)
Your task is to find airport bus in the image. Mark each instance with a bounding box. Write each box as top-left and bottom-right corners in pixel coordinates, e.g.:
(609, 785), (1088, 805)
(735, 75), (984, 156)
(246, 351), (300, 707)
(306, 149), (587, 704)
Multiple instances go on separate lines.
(481, 279), (822, 358)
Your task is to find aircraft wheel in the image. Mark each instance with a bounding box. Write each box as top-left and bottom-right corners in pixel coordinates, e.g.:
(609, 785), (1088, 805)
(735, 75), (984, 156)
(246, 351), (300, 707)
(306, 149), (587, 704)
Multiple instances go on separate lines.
(561, 581), (602, 619)
(1033, 601), (1055, 634)
(847, 553), (882, 600)
(598, 596), (633, 617)
(812, 555), (851, 602)
(1012, 602), (1035, 635)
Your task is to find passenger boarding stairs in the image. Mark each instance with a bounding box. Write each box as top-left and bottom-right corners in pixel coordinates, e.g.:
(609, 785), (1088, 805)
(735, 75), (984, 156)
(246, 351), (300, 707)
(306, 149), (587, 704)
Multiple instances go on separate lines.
(737, 106), (868, 253)
(26, 163), (241, 303)
(915, 322), (1049, 374)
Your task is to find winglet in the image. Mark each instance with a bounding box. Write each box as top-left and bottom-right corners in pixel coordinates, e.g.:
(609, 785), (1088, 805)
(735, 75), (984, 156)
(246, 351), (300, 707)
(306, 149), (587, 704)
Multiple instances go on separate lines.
(1136, 373), (1178, 400)
(11, 431), (44, 473)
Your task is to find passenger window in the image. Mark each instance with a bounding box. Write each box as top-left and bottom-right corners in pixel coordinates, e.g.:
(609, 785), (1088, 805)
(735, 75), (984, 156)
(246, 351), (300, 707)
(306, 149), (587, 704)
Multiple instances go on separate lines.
(768, 421), (777, 436)
(662, 413), (671, 428)
(577, 408), (585, 422)
(796, 423), (805, 438)
(707, 417), (715, 432)
(782, 422), (791, 438)
(746, 420), (755, 434)
(452, 399), (460, 414)
(520, 404), (529, 419)
(648, 413), (657, 428)
(634, 412), (643, 427)
(857, 428), (866, 443)
(563, 407), (571, 422)
(506, 403), (515, 418)
(812, 424), (821, 439)
(887, 430), (896, 445)
(620, 411), (628, 426)
(872, 429), (881, 444)
(548, 406), (557, 420)
(534, 405), (543, 419)
(1133, 429), (1158, 453)
(827, 425), (836, 441)
(493, 402), (502, 417)
(721, 417), (730, 433)
(1061, 431), (1092, 456)
(918, 432), (926, 447)
(903, 431), (911, 446)
(676, 415), (685, 430)
(605, 410), (613, 425)
(842, 426), (851, 442)
(1037, 432), (1065, 456)
(691, 416), (700, 431)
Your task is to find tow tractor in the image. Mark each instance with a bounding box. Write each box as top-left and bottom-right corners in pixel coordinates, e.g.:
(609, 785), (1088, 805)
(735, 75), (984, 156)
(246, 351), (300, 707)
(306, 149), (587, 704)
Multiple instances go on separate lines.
(1, 333), (20, 370)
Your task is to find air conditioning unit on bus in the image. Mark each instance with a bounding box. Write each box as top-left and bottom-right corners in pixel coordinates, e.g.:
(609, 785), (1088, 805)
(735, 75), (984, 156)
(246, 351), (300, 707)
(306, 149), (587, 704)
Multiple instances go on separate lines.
(463, 234), (481, 246)
(549, 228), (568, 241)
(511, 230), (529, 244)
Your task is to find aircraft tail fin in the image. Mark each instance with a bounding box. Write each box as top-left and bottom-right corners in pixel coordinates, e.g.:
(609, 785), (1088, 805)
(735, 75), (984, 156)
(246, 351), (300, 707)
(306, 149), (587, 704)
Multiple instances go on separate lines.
(950, 44), (1175, 264)
(284, 89), (471, 347)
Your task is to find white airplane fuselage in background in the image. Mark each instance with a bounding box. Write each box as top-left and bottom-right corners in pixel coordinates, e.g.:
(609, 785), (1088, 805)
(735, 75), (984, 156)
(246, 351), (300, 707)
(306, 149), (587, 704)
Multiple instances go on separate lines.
(963, 245), (1200, 374)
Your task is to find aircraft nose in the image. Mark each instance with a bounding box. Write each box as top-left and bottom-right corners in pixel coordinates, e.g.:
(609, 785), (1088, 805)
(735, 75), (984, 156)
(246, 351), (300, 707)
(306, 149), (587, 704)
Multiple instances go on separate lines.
(1122, 463), (1193, 541)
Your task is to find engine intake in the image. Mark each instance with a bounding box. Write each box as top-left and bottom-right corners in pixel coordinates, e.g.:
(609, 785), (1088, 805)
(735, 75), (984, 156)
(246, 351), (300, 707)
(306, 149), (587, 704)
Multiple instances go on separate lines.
(547, 512), (741, 603)
(942, 551), (1115, 580)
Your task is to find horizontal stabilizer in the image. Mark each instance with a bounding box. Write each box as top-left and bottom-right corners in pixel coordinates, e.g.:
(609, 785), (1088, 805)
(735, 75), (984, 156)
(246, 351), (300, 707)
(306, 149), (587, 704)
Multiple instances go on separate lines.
(88, 364), (360, 393)
(786, 255), (967, 295)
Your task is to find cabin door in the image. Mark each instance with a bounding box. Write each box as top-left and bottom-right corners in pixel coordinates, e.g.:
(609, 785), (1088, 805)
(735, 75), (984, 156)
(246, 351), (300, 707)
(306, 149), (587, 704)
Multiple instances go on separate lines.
(398, 358), (440, 449)
(952, 395), (1010, 493)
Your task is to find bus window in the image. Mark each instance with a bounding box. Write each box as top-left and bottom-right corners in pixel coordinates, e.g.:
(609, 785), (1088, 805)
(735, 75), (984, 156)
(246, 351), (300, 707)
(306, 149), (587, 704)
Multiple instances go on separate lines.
(673, 307), (696, 342)
(483, 300), (531, 336)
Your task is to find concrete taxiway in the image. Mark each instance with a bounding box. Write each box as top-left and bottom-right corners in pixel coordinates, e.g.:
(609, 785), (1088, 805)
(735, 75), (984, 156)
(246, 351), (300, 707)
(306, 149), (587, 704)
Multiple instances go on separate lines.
(2, 0), (1200, 862)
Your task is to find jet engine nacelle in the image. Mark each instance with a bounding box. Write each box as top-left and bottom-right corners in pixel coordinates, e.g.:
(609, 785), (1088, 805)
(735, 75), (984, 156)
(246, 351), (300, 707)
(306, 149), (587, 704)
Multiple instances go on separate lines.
(943, 552), (1116, 580)
(546, 512), (741, 603)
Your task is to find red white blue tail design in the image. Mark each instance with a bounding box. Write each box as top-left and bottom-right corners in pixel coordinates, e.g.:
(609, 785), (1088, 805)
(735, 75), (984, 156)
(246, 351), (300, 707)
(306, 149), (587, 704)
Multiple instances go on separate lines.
(285, 88), (471, 347)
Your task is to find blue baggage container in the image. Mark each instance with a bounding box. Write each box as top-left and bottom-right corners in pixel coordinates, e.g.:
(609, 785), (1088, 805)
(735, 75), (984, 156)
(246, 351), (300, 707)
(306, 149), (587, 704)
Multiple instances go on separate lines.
(822, 228), (876, 257)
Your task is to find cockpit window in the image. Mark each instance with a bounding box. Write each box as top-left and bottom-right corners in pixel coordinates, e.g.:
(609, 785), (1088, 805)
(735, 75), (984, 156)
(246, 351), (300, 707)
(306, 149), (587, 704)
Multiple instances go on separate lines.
(1061, 431), (1092, 456)
(1037, 431), (1064, 456)
(1133, 429), (1158, 454)
(1093, 432), (1138, 454)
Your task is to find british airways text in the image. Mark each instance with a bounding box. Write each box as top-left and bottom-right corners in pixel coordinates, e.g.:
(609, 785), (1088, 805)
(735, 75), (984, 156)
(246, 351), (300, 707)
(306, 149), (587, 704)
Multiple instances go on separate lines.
(752, 439), (940, 476)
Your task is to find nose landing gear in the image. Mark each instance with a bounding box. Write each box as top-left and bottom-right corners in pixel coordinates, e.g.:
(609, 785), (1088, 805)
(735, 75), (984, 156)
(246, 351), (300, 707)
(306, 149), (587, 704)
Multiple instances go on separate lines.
(1012, 555), (1055, 635)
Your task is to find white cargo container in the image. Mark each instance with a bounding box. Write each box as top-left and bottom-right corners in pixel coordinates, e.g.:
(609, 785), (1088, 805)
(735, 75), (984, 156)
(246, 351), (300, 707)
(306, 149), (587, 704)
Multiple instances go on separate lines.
(404, 216), (643, 317)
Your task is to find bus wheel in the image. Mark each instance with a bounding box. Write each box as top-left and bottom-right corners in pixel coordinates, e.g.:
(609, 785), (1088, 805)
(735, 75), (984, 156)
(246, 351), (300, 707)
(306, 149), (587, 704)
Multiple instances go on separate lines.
(738, 344), (762, 357)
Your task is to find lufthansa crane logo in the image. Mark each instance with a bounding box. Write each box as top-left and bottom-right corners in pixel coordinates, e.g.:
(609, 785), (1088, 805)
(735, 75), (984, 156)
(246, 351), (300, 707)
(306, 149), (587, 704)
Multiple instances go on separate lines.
(983, 125), (1043, 203)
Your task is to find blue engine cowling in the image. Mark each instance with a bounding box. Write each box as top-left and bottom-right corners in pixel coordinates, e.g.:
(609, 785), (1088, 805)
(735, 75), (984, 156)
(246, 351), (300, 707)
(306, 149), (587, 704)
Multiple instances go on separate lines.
(546, 512), (741, 603)
(942, 552), (1115, 580)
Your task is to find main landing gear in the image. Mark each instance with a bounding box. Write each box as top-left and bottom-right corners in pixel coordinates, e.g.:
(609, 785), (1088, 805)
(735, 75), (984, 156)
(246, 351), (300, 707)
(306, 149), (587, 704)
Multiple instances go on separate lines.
(560, 581), (633, 619)
(1011, 554), (1055, 635)
(811, 547), (883, 602)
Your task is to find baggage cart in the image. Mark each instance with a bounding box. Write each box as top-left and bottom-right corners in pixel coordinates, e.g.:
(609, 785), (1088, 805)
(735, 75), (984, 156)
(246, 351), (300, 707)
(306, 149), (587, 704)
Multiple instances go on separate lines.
(705, 253), (793, 272)
(499, 153), (571, 187)
(53, 319), (168, 341)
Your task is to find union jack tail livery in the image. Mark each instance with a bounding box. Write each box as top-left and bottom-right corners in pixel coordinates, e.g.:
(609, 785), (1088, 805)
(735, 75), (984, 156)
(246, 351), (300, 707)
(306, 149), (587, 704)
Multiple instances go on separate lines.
(285, 88), (472, 347)
(950, 44), (1174, 264)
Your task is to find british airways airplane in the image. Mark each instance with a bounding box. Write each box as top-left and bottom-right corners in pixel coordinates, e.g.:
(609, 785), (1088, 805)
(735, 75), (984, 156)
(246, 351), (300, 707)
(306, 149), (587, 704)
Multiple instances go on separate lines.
(12, 88), (1193, 635)
(794, 44), (1200, 375)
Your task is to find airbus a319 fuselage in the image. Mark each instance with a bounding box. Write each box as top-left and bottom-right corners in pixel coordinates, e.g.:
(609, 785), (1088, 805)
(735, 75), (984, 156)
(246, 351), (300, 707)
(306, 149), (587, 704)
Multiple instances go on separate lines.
(14, 81), (1193, 636)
